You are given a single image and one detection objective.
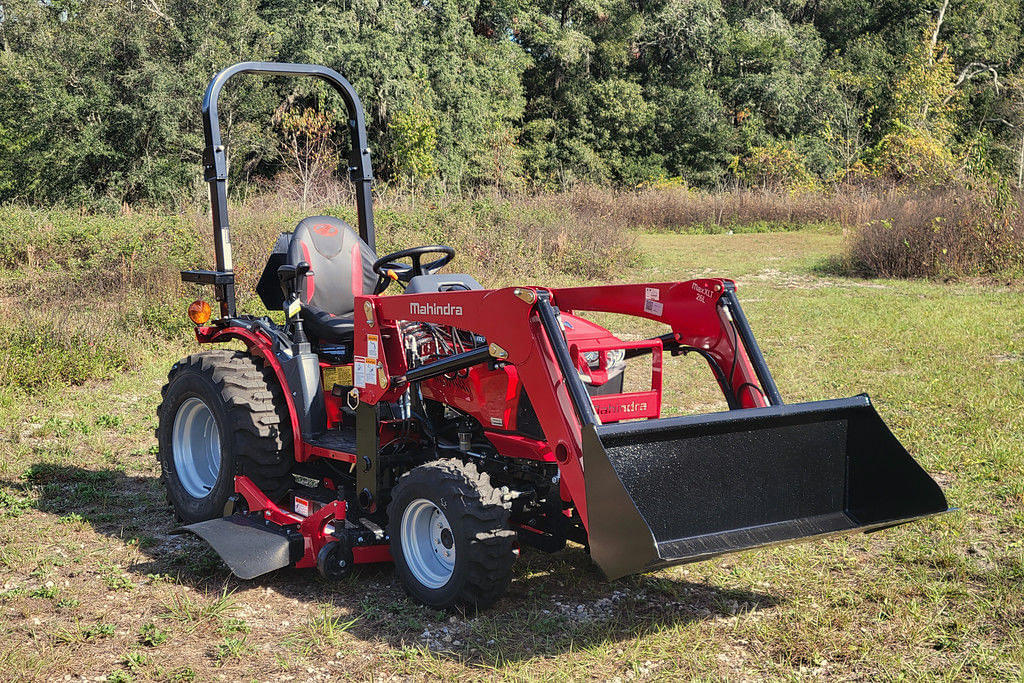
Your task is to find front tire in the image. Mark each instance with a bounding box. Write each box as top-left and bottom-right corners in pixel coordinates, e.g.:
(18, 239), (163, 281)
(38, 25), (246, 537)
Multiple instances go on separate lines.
(387, 459), (516, 610)
(156, 350), (293, 524)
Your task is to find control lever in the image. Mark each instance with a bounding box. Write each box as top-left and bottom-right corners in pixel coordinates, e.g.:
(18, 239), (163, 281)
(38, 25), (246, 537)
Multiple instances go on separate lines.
(278, 261), (312, 298)
(277, 261), (312, 345)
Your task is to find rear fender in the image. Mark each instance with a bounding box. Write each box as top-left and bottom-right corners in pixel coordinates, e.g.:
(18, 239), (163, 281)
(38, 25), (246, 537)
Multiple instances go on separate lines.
(194, 325), (307, 462)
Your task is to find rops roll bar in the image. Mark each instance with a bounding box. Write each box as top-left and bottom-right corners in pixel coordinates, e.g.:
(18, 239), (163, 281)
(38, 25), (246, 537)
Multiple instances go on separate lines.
(183, 62), (377, 317)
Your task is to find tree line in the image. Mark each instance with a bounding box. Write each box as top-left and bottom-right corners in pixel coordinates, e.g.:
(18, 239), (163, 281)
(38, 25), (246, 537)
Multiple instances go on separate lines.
(0, 0), (1022, 206)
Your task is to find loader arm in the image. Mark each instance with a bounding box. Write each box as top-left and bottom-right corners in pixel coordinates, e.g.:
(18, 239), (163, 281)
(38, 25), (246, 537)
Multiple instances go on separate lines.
(355, 280), (948, 580)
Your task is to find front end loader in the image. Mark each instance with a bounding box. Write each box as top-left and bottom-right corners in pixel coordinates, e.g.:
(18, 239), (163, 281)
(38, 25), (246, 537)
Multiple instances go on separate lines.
(158, 62), (948, 610)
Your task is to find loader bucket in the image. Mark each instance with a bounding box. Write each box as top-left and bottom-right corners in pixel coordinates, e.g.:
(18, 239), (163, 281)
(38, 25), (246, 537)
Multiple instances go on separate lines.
(584, 395), (949, 580)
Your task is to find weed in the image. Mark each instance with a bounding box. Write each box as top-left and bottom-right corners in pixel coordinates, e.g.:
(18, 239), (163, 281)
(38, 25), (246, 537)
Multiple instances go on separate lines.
(128, 535), (159, 549)
(289, 608), (359, 655)
(0, 587), (26, 600)
(138, 623), (169, 647)
(102, 571), (136, 592)
(218, 618), (250, 635)
(215, 635), (252, 665)
(122, 651), (149, 671)
(84, 622), (117, 639)
(55, 621), (118, 643)
(0, 490), (31, 517)
(163, 588), (236, 630)
(96, 414), (124, 428)
(29, 584), (59, 599)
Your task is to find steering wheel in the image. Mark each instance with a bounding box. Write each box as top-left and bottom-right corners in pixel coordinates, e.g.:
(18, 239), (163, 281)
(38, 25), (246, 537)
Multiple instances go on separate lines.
(372, 245), (455, 294)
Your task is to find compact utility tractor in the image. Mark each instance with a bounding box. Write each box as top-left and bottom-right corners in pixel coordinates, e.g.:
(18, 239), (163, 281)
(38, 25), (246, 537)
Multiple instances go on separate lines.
(159, 62), (949, 609)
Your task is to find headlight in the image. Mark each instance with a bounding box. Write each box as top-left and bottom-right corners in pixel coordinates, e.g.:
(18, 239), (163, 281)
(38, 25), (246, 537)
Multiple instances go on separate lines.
(582, 351), (600, 368)
(605, 349), (625, 367)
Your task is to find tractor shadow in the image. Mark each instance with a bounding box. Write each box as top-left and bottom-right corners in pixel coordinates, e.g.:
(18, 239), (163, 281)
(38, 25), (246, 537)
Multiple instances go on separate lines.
(14, 463), (779, 664)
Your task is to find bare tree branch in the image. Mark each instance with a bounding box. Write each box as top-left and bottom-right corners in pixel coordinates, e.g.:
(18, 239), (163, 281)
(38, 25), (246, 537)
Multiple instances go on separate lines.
(929, 0), (950, 59)
(943, 63), (1001, 104)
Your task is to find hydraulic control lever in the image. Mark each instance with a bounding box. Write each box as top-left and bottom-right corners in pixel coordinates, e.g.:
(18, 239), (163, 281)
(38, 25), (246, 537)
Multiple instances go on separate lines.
(278, 261), (312, 345)
(277, 261), (311, 298)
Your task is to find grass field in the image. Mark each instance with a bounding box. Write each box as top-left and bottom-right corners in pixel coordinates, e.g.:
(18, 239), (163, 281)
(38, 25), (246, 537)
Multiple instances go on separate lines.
(1, 217), (1023, 681)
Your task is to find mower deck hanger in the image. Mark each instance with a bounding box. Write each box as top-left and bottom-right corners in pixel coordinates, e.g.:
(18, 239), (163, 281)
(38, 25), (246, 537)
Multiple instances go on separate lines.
(160, 62), (948, 609)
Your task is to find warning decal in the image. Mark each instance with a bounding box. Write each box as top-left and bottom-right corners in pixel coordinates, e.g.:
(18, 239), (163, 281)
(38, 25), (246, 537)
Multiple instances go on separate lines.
(354, 356), (378, 388)
(644, 299), (664, 316)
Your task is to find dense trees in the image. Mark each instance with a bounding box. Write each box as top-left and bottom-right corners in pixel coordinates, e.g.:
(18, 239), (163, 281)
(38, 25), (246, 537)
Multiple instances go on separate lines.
(0, 0), (1022, 204)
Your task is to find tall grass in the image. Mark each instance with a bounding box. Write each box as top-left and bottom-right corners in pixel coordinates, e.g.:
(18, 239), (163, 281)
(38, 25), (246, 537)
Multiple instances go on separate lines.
(845, 186), (1024, 278)
(532, 183), (1024, 278)
(2, 183), (1020, 394)
(0, 193), (637, 393)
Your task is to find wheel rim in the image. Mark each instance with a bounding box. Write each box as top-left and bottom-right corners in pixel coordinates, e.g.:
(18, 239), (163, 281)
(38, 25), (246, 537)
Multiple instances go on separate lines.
(171, 397), (222, 499)
(401, 498), (456, 589)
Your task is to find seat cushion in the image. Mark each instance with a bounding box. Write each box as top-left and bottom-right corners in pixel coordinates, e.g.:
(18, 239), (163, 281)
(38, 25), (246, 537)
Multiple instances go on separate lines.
(287, 216), (378, 318)
(303, 308), (354, 345)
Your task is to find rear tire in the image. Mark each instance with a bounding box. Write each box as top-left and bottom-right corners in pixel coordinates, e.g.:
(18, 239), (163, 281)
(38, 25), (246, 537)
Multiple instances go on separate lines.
(387, 459), (516, 610)
(156, 350), (293, 524)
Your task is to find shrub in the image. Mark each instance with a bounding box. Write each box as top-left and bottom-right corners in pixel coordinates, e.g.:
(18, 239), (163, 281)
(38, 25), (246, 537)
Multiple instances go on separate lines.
(731, 143), (820, 192)
(863, 124), (958, 187)
(846, 184), (1024, 278)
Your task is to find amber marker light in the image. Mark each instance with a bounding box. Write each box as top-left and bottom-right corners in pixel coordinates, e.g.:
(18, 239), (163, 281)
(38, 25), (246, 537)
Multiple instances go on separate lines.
(187, 300), (212, 325)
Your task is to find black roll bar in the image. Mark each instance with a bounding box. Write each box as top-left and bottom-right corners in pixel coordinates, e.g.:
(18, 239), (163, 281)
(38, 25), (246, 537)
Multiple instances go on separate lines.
(190, 62), (377, 318)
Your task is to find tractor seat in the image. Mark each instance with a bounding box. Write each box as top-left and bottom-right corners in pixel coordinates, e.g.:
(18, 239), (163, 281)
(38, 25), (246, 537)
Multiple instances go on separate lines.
(256, 216), (378, 345)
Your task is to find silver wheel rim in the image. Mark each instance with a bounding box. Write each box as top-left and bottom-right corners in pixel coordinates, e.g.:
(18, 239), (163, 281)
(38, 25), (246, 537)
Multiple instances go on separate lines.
(401, 498), (456, 589)
(171, 397), (222, 499)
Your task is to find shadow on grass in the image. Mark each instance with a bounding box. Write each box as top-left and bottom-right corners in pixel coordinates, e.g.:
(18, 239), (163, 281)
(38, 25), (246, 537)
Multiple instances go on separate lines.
(8, 463), (780, 664)
(810, 254), (857, 277)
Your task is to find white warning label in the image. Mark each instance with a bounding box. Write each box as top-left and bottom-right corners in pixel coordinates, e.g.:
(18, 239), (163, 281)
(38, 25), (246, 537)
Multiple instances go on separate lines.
(644, 299), (664, 316)
(353, 356), (377, 388)
(645, 287), (660, 301)
(366, 333), (379, 360)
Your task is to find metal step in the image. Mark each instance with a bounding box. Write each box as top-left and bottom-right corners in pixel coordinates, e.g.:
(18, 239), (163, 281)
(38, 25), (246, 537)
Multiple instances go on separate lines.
(307, 429), (357, 453)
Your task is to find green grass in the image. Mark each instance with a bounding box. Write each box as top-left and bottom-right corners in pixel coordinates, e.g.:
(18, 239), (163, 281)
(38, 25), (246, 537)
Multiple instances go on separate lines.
(0, 204), (1021, 679)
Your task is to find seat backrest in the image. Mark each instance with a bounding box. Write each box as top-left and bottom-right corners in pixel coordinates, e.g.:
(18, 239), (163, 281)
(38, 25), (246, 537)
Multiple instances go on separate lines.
(286, 216), (378, 317)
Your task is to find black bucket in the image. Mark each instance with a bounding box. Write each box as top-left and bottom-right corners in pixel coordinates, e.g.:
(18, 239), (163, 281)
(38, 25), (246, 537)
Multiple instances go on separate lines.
(583, 395), (949, 579)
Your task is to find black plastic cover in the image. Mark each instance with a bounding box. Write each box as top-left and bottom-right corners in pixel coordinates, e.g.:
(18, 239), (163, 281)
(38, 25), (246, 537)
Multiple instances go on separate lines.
(255, 233), (292, 311)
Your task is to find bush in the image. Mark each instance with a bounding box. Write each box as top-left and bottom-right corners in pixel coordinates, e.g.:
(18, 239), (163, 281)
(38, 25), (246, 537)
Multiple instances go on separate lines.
(862, 125), (958, 187)
(731, 143), (820, 192)
(846, 184), (1024, 278)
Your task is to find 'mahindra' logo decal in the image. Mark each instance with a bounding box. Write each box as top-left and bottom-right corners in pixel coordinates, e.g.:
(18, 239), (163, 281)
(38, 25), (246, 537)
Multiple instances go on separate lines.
(597, 400), (649, 415)
(410, 302), (464, 317)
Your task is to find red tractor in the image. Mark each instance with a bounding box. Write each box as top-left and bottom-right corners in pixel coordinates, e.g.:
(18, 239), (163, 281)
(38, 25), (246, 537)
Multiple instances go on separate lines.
(159, 63), (948, 610)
